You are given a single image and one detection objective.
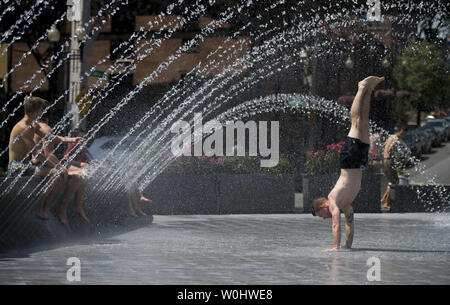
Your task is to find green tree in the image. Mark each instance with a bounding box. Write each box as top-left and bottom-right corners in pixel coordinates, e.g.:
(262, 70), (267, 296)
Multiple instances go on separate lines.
(393, 40), (450, 126)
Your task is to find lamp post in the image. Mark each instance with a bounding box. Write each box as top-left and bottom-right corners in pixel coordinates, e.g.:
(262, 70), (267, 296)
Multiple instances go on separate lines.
(47, 25), (61, 107)
(300, 49), (312, 93)
(382, 56), (390, 68)
(344, 56), (354, 94)
(67, 0), (89, 130)
(344, 56), (354, 69)
(48, 24), (61, 43)
(382, 55), (391, 91)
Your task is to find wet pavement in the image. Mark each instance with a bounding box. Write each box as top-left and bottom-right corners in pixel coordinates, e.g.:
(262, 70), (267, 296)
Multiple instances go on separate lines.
(0, 213), (449, 285)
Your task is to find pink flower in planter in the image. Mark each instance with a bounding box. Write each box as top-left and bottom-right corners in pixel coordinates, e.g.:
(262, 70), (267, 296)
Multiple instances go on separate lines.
(307, 150), (313, 156)
(337, 95), (355, 108)
(396, 90), (410, 99)
(374, 89), (394, 100)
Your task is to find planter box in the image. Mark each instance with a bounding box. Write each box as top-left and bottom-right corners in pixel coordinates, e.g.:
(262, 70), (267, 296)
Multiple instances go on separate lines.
(390, 184), (450, 213)
(143, 173), (295, 215)
(302, 173), (382, 213)
(217, 174), (295, 214)
(143, 174), (218, 215)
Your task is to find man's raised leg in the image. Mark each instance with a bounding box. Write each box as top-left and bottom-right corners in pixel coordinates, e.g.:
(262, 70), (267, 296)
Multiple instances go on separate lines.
(37, 168), (68, 220)
(348, 76), (384, 143)
(57, 175), (83, 231)
(72, 178), (89, 223)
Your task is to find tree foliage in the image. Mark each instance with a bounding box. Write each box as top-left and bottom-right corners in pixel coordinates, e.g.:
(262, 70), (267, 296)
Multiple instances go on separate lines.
(393, 40), (449, 115)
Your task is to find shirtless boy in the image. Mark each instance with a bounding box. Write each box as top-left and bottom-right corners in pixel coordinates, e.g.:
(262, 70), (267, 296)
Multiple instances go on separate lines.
(8, 97), (81, 229)
(33, 115), (89, 228)
(311, 76), (384, 252)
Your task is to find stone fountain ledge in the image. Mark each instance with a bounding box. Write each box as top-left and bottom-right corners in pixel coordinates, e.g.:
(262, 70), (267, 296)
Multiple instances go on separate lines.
(0, 177), (153, 253)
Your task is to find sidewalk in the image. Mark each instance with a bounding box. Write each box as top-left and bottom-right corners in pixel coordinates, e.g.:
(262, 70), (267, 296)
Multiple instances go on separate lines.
(408, 142), (450, 185)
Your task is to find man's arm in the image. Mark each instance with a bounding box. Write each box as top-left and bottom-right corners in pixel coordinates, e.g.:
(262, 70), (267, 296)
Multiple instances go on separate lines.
(51, 134), (81, 144)
(331, 207), (341, 250)
(323, 200), (341, 252)
(33, 123), (67, 168)
(343, 206), (354, 249)
(30, 144), (59, 168)
(34, 124), (81, 144)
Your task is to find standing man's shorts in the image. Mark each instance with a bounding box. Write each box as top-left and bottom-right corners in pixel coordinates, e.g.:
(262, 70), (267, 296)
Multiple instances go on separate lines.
(7, 161), (37, 178)
(382, 159), (399, 184)
(339, 137), (370, 170)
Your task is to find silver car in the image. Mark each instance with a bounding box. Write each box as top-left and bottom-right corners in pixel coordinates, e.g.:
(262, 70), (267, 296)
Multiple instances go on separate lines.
(425, 119), (449, 142)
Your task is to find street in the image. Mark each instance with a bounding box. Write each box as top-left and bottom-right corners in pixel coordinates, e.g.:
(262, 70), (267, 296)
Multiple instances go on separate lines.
(409, 142), (450, 185)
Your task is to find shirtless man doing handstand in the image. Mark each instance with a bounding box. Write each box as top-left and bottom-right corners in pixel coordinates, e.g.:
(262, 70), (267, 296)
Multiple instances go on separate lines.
(311, 76), (384, 252)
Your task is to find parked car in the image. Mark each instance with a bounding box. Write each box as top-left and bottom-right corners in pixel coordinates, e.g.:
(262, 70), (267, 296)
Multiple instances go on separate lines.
(395, 139), (414, 167)
(425, 119), (449, 141)
(417, 126), (441, 147)
(421, 125), (444, 145)
(402, 132), (422, 159)
(89, 136), (144, 161)
(412, 129), (432, 154)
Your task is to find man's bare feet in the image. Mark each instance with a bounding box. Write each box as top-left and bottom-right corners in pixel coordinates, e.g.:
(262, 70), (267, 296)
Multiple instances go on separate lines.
(140, 196), (152, 205)
(381, 204), (391, 212)
(136, 206), (147, 216)
(43, 209), (57, 220)
(36, 210), (49, 220)
(57, 209), (71, 231)
(128, 209), (138, 218)
(36, 197), (49, 220)
(71, 206), (90, 223)
(321, 247), (339, 252)
(358, 76), (384, 90)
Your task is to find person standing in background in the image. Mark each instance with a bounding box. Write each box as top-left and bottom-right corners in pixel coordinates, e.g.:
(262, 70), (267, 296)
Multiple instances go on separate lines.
(380, 126), (407, 211)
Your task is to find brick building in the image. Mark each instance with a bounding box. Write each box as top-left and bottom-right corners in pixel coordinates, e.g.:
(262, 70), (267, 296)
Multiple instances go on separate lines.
(0, 3), (400, 179)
